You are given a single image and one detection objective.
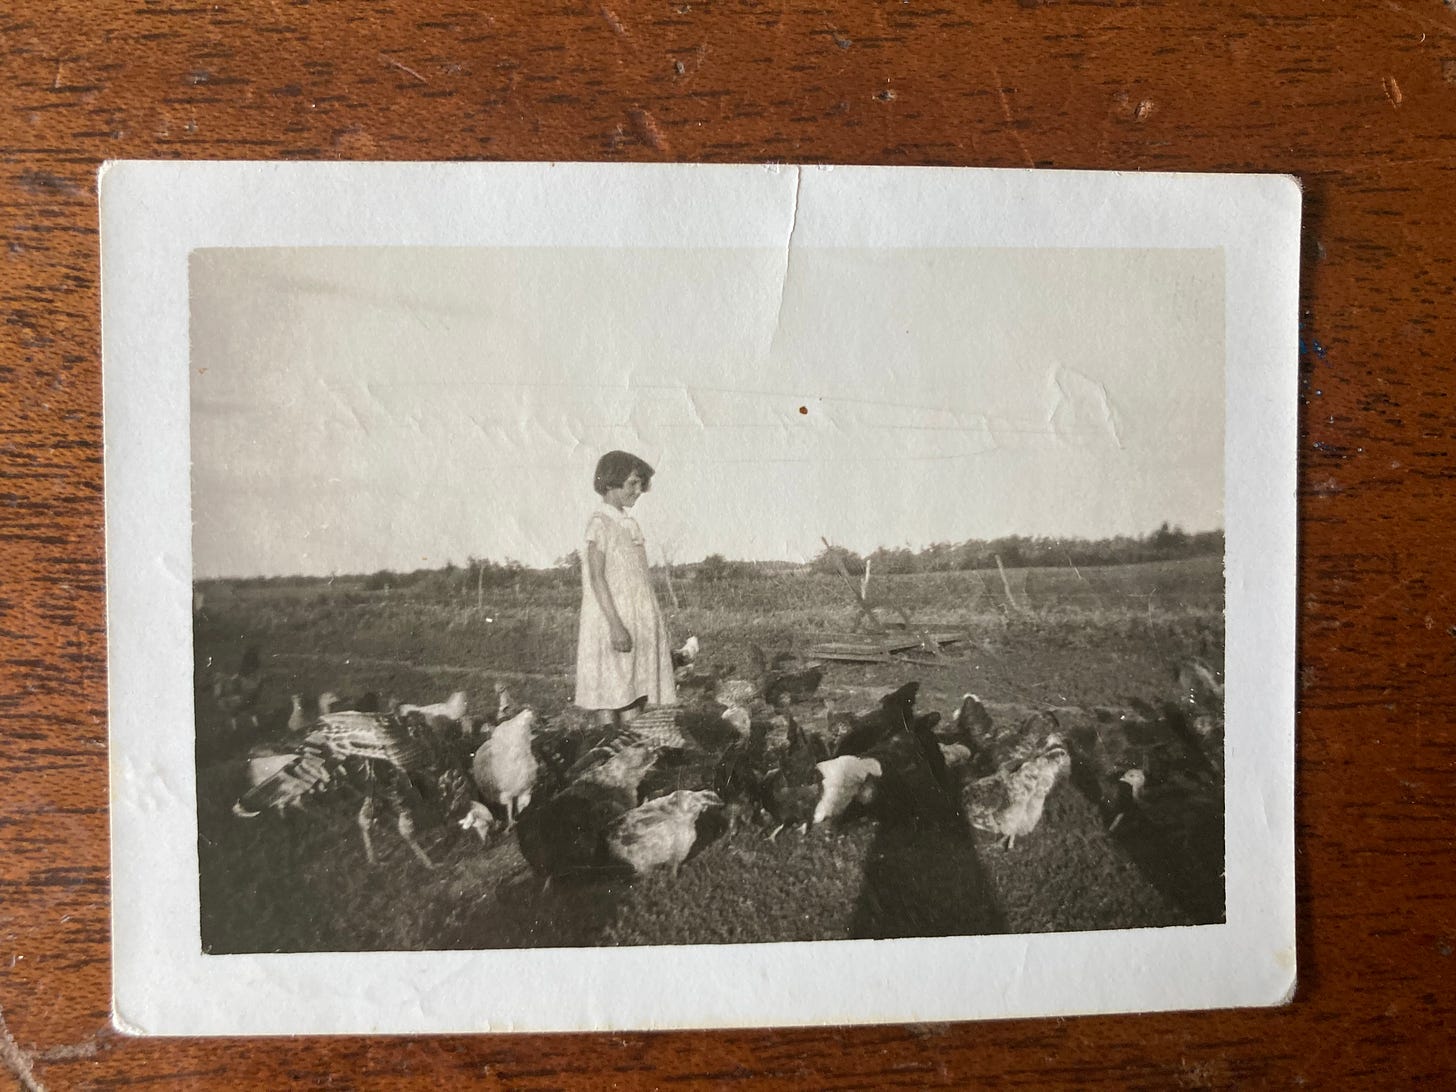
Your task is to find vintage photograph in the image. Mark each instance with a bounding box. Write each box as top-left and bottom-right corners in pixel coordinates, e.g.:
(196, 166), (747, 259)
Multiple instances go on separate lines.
(104, 161), (1295, 1032)
(189, 243), (1227, 955)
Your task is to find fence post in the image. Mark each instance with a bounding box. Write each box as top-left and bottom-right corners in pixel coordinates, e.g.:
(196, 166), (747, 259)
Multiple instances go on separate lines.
(994, 554), (1024, 613)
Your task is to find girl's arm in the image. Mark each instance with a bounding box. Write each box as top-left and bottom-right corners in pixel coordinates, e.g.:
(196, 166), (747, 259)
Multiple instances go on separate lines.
(586, 541), (633, 652)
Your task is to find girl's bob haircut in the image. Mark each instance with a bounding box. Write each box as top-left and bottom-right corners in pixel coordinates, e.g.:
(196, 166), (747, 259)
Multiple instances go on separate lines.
(593, 450), (655, 496)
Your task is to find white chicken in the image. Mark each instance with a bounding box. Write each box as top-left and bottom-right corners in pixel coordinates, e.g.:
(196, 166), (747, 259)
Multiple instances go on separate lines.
(458, 799), (504, 842)
(672, 635), (700, 669)
(286, 693), (309, 733)
(471, 708), (538, 826)
(938, 742), (973, 771)
(399, 690), (467, 722)
(812, 755), (882, 826)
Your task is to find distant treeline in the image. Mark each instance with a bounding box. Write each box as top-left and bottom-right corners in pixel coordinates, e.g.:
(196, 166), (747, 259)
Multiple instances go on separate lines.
(819, 524), (1224, 578)
(208, 524), (1222, 594)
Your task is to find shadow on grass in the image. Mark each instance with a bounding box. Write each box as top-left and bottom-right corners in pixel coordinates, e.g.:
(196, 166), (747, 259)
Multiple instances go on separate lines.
(1066, 758), (1225, 925)
(849, 819), (1006, 940)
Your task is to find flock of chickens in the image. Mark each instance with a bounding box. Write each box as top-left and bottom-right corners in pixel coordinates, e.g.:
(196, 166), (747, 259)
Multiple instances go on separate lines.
(204, 641), (1225, 893)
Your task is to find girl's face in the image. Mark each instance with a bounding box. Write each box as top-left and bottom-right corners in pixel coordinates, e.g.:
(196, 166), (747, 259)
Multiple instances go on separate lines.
(605, 470), (644, 510)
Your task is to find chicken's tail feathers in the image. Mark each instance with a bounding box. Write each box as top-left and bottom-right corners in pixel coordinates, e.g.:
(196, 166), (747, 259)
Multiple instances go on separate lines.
(234, 750), (339, 815)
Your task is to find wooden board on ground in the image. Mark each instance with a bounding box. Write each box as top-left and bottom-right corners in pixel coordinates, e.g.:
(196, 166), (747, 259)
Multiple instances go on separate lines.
(808, 630), (968, 663)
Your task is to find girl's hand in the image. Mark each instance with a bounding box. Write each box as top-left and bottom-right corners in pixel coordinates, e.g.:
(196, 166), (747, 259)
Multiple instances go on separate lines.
(610, 623), (633, 653)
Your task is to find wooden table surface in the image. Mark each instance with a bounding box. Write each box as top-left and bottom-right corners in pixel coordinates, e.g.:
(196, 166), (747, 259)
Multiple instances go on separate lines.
(2, 0), (1453, 1086)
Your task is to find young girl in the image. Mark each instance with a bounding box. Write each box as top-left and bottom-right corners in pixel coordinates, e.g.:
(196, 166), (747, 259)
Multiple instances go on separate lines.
(575, 450), (676, 728)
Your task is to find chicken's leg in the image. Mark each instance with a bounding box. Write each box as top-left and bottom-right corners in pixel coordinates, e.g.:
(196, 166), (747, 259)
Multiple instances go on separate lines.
(397, 811), (435, 869)
(357, 797), (379, 865)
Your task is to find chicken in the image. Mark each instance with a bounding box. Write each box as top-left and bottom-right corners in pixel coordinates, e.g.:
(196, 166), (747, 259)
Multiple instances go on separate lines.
(1098, 768), (1146, 833)
(712, 723), (767, 833)
(210, 646), (264, 732)
(571, 740), (659, 806)
(760, 711), (826, 836)
(671, 635), (700, 669)
(606, 789), (723, 876)
(721, 704), (752, 739)
(992, 710), (1061, 773)
(471, 708), (539, 826)
(317, 689), (383, 714)
(514, 741), (660, 880)
(1114, 764), (1223, 866)
(830, 681), (920, 757)
(286, 693), (309, 733)
(493, 682), (517, 723)
(812, 755), (882, 826)
(711, 644), (822, 711)
(763, 651), (825, 708)
(529, 726), (585, 800)
(822, 701), (857, 756)
(712, 644), (765, 710)
(399, 690), (468, 722)
(963, 735), (1072, 849)
(714, 675), (760, 711)
(1127, 698), (1218, 780)
(197, 747), (301, 822)
(1120, 767), (1148, 802)
(861, 709), (959, 827)
(938, 742), (973, 771)
(515, 782), (624, 881)
(940, 695), (1065, 778)
(1174, 656), (1224, 712)
(951, 693), (994, 743)
(458, 799), (504, 842)
(673, 658), (723, 703)
(233, 710), (481, 868)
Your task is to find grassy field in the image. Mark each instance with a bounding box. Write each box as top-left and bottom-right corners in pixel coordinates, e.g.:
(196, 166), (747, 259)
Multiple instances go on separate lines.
(195, 555), (1224, 953)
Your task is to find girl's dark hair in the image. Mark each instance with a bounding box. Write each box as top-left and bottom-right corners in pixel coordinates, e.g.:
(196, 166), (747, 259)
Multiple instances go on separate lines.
(593, 450), (655, 496)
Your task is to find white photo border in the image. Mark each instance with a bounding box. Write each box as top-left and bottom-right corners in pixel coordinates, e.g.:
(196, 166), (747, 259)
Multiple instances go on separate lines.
(102, 162), (1298, 1035)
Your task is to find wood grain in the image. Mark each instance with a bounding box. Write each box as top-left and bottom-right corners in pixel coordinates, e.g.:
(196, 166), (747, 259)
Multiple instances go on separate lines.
(2, 0), (1454, 1086)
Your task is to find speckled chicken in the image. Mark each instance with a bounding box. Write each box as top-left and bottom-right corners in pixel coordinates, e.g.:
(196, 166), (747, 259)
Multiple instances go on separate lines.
(963, 735), (1072, 849)
(606, 789), (723, 876)
(232, 710), (480, 867)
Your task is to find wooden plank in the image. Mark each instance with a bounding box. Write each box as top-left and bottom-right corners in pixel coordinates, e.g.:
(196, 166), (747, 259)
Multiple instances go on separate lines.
(807, 632), (966, 659)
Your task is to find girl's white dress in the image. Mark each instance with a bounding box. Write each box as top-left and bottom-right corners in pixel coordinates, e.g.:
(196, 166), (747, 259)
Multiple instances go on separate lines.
(574, 502), (676, 710)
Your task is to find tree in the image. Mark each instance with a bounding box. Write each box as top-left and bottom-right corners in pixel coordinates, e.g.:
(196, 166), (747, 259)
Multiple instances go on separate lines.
(1149, 521), (1189, 555)
(698, 553), (733, 582)
(809, 545), (864, 576)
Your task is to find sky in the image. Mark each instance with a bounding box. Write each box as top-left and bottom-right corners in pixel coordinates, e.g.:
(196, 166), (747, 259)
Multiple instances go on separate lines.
(189, 245), (1223, 579)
